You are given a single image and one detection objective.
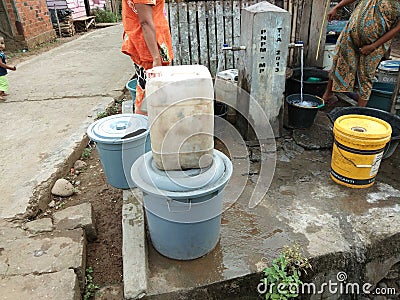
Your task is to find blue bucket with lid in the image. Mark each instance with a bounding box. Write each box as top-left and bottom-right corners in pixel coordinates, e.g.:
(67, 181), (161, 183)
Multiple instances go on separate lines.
(87, 113), (150, 189)
(131, 149), (232, 260)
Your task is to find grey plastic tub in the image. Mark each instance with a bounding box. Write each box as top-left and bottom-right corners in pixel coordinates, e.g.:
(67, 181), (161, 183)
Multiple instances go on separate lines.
(131, 149), (232, 260)
(87, 114), (150, 189)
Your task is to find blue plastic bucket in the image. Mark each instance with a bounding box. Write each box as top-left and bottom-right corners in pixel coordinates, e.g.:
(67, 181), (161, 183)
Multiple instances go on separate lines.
(131, 150), (232, 260)
(87, 114), (150, 189)
(126, 79), (137, 100)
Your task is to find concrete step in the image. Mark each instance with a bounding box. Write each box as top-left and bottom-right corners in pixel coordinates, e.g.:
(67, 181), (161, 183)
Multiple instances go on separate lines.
(0, 269), (81, 300)
(0, 202), (97, 299)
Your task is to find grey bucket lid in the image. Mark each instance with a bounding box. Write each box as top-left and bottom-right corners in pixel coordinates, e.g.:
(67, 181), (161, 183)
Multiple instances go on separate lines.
(87, 113), (149, 144)
(131, 149), (232, 198)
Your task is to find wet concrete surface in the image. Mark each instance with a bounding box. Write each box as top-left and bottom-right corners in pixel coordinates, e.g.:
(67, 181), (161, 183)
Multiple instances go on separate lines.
(145, 109), (400, 298)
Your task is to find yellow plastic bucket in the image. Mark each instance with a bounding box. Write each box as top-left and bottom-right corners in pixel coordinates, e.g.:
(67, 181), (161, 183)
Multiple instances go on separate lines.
(331, 114), (392, 188)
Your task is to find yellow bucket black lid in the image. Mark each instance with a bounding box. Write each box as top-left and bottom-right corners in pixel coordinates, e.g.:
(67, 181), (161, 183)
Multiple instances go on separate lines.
(334, 114), (392, 139)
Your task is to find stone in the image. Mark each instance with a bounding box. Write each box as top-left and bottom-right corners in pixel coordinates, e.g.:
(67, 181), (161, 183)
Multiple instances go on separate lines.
(385, 270), (399, 280)
(292, 113), (333, 150)
(95, 284), (124, 300)
(0, 219), (27, 242)
(366, 257), (400, 288)
(53, 202), (97, 242)
(25, 218), (53, 234)
(278, 152), (291, 162)
(378, 281), (388, 289)
(282, 139), (305, 154)
(373, 296), (386, 300)
(250, 148), (261, 162)
(74, 159), (87, 171)
(0, 269), (80, 299)
(0, 229), (85, 278)
(51, 178), (74, 197)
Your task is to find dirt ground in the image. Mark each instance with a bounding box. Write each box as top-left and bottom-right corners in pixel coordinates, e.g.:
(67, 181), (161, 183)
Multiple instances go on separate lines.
(54, 146), (124, 287)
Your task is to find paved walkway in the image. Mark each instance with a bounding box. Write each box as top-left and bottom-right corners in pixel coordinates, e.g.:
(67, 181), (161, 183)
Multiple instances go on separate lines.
(0, 24), (132, 219)
(0, 24), (132, 299)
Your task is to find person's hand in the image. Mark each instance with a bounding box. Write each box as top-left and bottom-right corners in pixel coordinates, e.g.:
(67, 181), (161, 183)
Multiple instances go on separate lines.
(327, 7), (338, 21)
(152, 56), (162, 68)
(359, 44), (376, 55)
(10, 65), (16, 71)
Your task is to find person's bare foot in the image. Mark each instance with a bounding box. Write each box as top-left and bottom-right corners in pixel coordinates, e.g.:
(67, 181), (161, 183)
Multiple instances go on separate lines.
(325, 95), (339, 106)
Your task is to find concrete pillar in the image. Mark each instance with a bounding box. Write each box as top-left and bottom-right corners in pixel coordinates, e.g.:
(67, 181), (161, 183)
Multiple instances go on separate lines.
(237, 1), (290, 139)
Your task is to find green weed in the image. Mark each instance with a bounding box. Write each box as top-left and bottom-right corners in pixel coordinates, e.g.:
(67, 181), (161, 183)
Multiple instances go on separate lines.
(81, 148), (92, 159)
(260, 243), (311, 299)
(96, 111), (108, 120)
(91, 8), (119, 23)
(84, 267), (100, 300)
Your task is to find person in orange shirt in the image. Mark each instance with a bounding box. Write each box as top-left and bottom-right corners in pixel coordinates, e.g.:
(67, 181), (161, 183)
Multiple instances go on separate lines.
(122, 0), (173, 114)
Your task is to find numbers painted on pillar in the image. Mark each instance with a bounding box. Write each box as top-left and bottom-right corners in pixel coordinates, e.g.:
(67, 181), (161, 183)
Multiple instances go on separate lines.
(258, 27), (285, 73)
(275, 28), (282, 72)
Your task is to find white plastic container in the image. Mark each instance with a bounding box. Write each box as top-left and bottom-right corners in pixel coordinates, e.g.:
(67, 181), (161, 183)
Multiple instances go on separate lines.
(215, 69), (238, 104)
(145, 65), (214, 170)
(323, 43), (336, 70)
(215, 69), (238, 123)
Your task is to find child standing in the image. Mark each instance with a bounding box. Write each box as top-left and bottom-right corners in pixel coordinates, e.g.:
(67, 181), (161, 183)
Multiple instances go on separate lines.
(0, 36), (16, 101)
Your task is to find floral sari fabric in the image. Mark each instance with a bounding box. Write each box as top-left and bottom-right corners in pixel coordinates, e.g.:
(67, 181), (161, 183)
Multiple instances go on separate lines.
(331, 0), (400, 102)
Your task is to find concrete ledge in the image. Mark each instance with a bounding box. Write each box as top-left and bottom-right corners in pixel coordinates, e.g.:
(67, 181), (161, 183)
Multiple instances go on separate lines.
(122, 189), (148, 299)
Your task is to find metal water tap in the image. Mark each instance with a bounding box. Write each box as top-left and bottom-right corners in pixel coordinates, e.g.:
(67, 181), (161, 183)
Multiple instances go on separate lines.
(288, 41), (304, 48)
(221, 44), (246, 51)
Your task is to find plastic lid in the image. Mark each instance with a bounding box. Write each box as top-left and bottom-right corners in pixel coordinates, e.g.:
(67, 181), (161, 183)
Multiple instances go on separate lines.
(334, 114), (392, 139)
(378, 60), (400, 72)
(147, 65), (212, 80)
(87, 113), (149, 144)
(306, 77), (322, 82)
(216, 69), (238, 81)
(131, 150), (233, 197)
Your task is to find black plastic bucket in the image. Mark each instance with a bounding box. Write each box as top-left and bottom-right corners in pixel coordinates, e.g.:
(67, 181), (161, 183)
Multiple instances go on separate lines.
(214, 100), (228, 119)
(286, 94), (325, 128)
(214, 101), (228, 137)
(286, 67), (330, 97)
(328, 107), (400, 159)
(367, 82), (395, 112)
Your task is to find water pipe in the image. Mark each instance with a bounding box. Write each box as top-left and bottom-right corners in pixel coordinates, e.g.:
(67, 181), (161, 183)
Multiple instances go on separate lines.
(288, 41), (304, 48)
